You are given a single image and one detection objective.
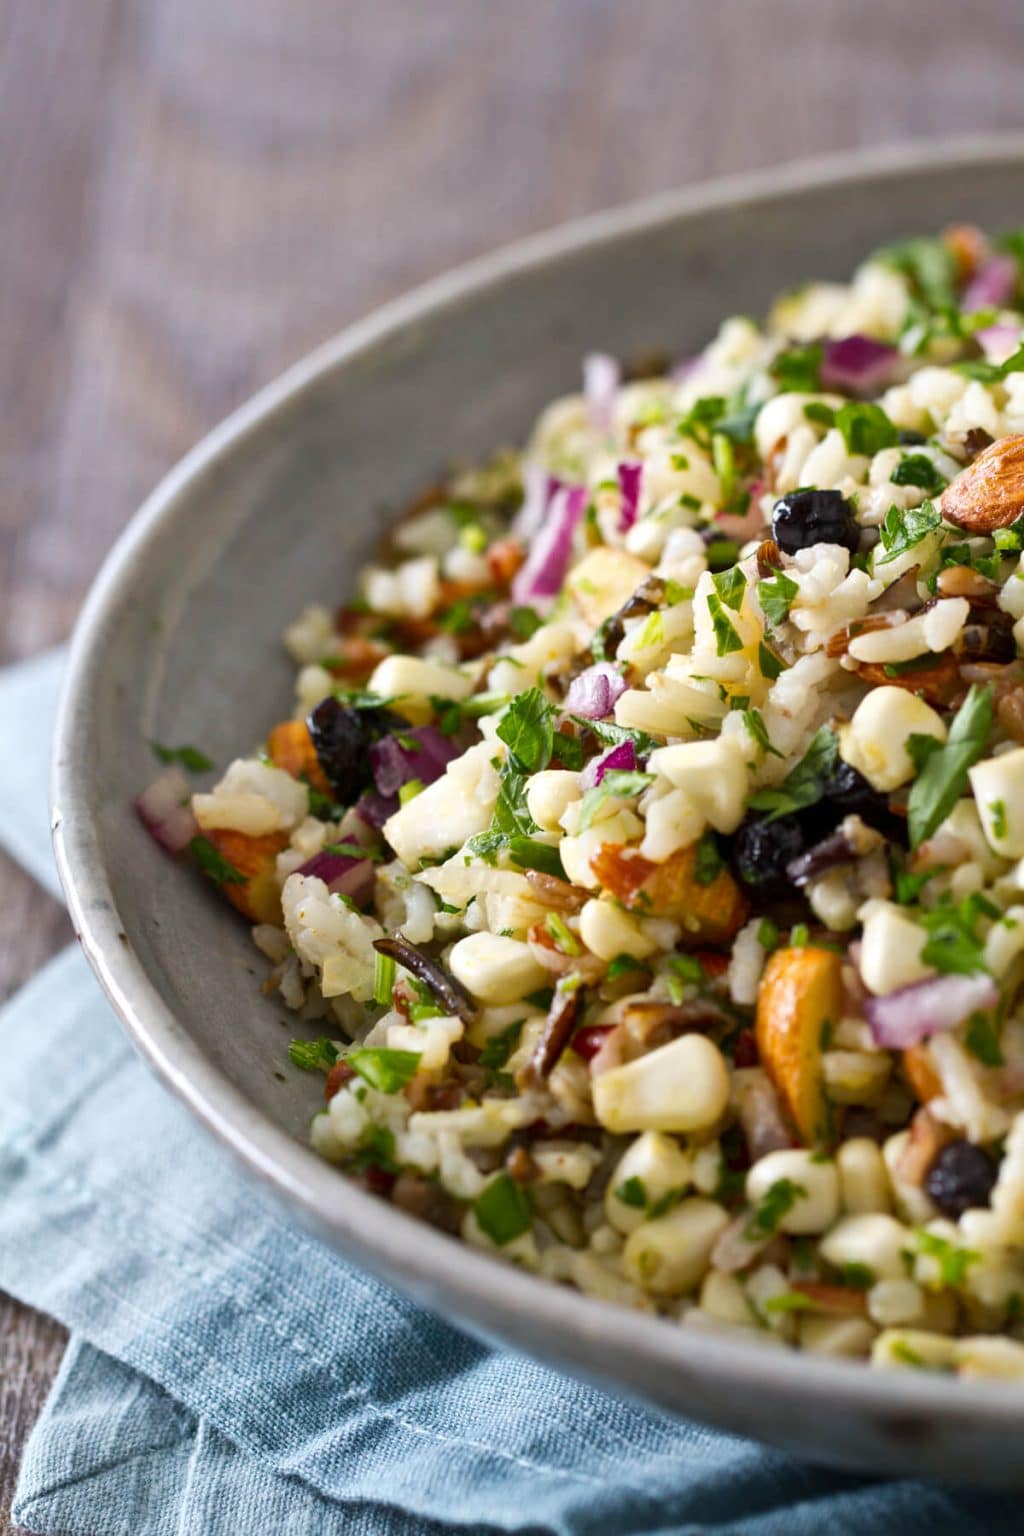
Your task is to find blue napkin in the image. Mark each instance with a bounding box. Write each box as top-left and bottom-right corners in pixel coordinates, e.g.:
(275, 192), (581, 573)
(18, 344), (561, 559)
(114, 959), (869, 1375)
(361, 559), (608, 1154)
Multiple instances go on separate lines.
(0, 651), (1018, 1535)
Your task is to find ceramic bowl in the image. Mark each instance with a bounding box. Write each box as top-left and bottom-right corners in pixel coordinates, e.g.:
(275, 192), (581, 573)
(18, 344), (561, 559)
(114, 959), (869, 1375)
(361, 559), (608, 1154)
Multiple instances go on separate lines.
(53, 138), (1024, 1485)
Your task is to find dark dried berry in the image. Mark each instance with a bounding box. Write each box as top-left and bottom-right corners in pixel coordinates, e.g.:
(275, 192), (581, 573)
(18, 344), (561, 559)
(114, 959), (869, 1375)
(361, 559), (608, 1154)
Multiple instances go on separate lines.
(729, 814), (806, 897)
(307, 697), (402, 802)
(804, 760), (904, 843)
(924, 1138), (998, 1220)
(771, 489), (860, 555)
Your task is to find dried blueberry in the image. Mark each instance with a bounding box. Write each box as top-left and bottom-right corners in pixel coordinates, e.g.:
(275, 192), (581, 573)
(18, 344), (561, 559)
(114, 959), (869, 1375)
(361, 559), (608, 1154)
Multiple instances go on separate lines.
(728, 813), (806, 897)
(307, 697), (403, 802)
(924, 1138), (997, 1220)
(771, 489), (859, 555)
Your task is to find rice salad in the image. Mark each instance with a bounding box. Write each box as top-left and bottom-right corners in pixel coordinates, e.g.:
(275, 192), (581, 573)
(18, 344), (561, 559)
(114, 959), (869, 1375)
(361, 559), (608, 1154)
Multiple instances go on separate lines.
(139, 224), (1024, 1377)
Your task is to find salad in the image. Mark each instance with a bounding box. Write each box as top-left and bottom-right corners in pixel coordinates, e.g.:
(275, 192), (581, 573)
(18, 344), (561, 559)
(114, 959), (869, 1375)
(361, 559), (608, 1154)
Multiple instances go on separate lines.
(140, 223), (1024, 1376)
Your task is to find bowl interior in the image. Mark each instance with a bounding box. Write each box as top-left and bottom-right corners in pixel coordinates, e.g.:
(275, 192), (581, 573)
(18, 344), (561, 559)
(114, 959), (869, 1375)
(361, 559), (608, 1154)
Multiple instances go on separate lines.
(54, 142), (1024, 1482)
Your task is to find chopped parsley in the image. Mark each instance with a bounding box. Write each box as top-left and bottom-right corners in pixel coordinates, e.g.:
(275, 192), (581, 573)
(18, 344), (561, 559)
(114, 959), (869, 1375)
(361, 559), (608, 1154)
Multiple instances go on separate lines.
(918, 890), (999, 976)
(756, 917), (779, 950)
(712, 565), (747, 613)
(907, 683), (994, 847)
(288, 1037), (339, 1073)
(742, 708), (783, 759)
(578, 769), (655, 832)
(908, 1228), (981, 1289)
(346, 1048), (421, 1094)
(891, 453), (948, 493)
(616, 1176), (648, 1209)
(707, 593), (744, 655)
(758, 640), (785, 680)
(150, 741), (214, 772)
(474, 1172), (533, 1246)
(876, 499), (942, 565)
(747, 725), (838, 823)
(692, 831), (725, 886)
(506, 836), (568, 881)
(496, 687), (554, 774)
(965, 1011), (1004, 1068)
(373, 951), (396, 1007)
(835, 401), (899, 456)
(771, 344), (822, 393)
(757, 570), (799, 627)
(762, 1291), (813, 1315)
(190, 835), (246, 886)
(478, 1018), (524, 1071)
(745, 1178), (806, 1241)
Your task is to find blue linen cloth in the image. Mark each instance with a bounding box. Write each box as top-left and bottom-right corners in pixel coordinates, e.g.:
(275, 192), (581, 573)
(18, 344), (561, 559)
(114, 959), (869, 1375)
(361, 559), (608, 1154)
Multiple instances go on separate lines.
(0, 650), (1019, 1535)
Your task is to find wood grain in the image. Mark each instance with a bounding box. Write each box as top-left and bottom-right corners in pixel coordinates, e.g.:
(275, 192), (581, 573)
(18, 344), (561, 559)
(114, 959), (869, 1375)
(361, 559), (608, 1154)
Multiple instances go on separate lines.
(2, 0), (1023, 1526)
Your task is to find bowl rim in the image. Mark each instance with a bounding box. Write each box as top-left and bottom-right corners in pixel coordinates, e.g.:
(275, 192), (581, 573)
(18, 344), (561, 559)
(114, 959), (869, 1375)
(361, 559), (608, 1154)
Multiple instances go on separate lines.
(52, 134), (1024, 1438)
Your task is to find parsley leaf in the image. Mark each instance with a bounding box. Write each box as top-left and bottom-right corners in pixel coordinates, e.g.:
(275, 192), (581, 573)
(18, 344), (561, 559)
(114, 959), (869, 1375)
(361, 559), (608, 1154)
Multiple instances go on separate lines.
(712, 565), (747, 613)
(150, 741), (214, 772)
(907, 684), (994, 847)
(506, 836), (568, 880)
(693, 831), (724, 886)
(771, 344), (822, 393)
(190, 835), (246, 886)
(891, 454), (948, 493)
(707, 593), (744, 655)
(571, 718), (656, 759)
(918, 893), (995, 976)
(742, 708), (783, 758)
(757, 570), (799, 626)
(578, 770), (655, 832)
(744, 1178), (807, 1240)
(876, 500), (942, 565)
(747, 726), (838, 823)
(496, 687), (554, 773)
(288, 1037), (339, 1073)
(758, 640), (785, 680)
(909, 1228), (981, 1289)
(346, 1048), (421, 1094)
(965, 1011), (1004, 1067)
(508, 605), (543, 641)
(877, 236), (957, 314)
(616, 1176), (648, 1209)
(478, 1018), (524, 1071)
(835, 402), (899, 456)
(474, 1172), (533, 1246)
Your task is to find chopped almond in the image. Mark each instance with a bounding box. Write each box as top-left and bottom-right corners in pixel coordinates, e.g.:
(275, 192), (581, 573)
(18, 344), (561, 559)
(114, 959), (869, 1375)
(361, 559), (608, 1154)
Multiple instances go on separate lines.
(203, 827), (288, 924)
(940, 434), (1024, 532)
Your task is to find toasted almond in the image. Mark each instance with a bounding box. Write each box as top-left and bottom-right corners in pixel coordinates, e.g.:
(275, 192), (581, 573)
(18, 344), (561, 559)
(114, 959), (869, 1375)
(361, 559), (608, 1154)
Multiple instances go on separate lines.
(939, 434), (1024, 532)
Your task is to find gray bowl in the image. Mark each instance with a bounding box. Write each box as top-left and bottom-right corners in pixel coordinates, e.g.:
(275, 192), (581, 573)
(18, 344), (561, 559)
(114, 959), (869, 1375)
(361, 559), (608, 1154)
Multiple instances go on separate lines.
(52, 138), (1024, 1485)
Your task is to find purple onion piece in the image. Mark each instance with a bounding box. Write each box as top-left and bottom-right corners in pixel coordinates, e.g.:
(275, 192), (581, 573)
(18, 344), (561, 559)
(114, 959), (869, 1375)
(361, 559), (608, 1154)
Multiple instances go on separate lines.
(820, 335), (900, 396)
(355, 789), (399, 830)
(976, 322), (1023, 363)
(564, 663), (627, 721)
(369, 725), (459, 798)
(580, 738), (637, 791)
(297, 849), (376, 903)
(512, 462), (563, 541)
(617, 460), (643, 530)
(511, 484), (587, 605)
(583, 352), (620, 435)
(864, 971), (999, 1051)
(136, 766), (198, 854)
(962, 255), (1017, 313)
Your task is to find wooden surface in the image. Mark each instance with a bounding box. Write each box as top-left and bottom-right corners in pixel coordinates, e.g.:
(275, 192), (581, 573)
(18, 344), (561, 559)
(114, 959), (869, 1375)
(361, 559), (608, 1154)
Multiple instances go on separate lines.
(1, 0), (1023, 1526)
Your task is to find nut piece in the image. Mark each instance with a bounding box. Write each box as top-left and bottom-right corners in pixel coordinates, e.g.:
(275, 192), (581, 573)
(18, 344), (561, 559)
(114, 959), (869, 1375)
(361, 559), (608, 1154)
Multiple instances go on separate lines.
(939, 433), (1024, 532)
(755, 945), (843, 1146)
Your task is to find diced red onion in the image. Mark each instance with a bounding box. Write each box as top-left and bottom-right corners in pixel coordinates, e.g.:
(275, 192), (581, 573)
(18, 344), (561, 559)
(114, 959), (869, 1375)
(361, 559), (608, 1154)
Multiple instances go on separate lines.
(580, 738), (636, 791)
(583, 352), (620, 435)
(297, 849), (376, 903)
(369, 726), (460, 798)
(976, 322), (1023, 363)
(355, 789), (399, 829)
(865, 971), (999, 1050)
(511, 484), (587, 604)
(617, 461), (643, 530)
(564, 663), (627, 721)
(820, 335), (900, 396)
(962, 255), (1017, 313)
(512, 462), (563, 540)
(135, 766), (198, 854)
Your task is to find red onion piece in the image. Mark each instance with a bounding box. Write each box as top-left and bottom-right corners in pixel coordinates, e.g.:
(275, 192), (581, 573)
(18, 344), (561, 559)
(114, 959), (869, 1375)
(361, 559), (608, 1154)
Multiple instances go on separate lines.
(962, 255), (1017, 313)
(511, 484), (587, 604)
(297, 849), (376, 903)
(617, 460), (643, 530)
(564, 663), (627, 721)
(583, 352), (620, 435)
(865, 971), (999, 1050)
(512, 462), (562, 540)
(976, 322), (1023, 363)
(355, 789), (399, 830)
(671, 355), (700, 383)
(135, 766), (198, 854)
(369, 725), (460, 798)
(820, 335), (900, 396)
(580, 738), (636, 791)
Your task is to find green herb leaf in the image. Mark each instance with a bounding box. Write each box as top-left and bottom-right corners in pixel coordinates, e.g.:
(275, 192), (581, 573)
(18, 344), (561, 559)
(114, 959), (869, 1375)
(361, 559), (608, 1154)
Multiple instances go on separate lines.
(876, 499), (942, 565)
(758, 640), (785, 680)
(150, 741), (214, 772)
(578, 770), (655, 832)
(835, 402), (899, 456)
(747, 726), (838, 823)
(762, 1290), (814, 1315)
(373, 951), (396, 1007)
(742, 708), (784, 759)
(570, 718), (656, 758)
(965, 1011), (1004, 1068)
(891, 454), (948, 493)
(907, 684), (994, 847)
(506, 836), (568, 881)
(324, 841), (384, 862)
(712, 565), (747, 613)
(616, 1176), (648, 1209)
(478, 1018), (524, 1071)
(757, 570), (799, 627)
(707, 593), (744, 655)
(771, 344), (822, 393)
(190, 835), (246, 886)
(693, 831), (725, 887)
(288, 1037), (339, 1073)
(473, 1171), (533, 1245)
(909, 1228), (981, 1289)
(346, 1048), (421, 1094)
(744, 1178), (807, 1241)
(552, 730), (584, 770)
(496, 687), (555, 774)
(877, 236), (957, 313)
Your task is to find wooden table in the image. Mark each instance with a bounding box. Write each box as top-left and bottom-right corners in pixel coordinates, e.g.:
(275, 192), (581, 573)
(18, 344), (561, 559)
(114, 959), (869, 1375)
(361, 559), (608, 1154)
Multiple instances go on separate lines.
(2, 0), (1022, 1525)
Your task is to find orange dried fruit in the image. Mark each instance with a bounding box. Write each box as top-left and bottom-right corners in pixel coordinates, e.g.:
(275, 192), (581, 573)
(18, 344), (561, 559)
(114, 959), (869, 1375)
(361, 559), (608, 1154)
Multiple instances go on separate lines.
(755, 945), (843, 1146)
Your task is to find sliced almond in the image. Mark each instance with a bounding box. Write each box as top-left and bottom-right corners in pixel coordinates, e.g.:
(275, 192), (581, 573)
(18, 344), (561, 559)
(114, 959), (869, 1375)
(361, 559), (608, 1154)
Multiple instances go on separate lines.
(939, 433), (1024, 532)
